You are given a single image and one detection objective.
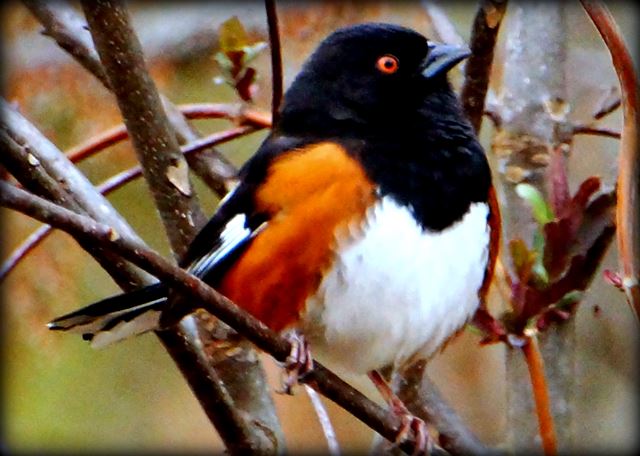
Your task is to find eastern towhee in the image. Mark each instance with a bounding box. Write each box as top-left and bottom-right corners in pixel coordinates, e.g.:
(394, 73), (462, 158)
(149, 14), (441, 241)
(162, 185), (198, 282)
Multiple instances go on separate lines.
(50, 22), (500, 449)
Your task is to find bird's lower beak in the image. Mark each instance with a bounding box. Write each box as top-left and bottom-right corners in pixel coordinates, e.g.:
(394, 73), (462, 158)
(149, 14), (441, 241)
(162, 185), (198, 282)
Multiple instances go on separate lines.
(421, 42), (471, 80)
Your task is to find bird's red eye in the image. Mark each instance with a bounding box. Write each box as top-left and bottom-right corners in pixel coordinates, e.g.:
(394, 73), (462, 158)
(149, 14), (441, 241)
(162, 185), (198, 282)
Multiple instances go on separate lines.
(376, 55), (399, 74)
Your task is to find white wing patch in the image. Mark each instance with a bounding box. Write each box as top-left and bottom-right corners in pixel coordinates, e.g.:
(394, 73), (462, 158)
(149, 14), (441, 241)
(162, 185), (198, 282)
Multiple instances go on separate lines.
(188, 214), (253, 278)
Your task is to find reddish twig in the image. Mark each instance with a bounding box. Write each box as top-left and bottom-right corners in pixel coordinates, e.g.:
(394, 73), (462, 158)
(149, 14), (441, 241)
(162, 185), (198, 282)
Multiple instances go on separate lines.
(521, 334), (557, 456)
(65, 124), (129, 163)
(265, 0), (283, 124)
(65, 105), (270, 165)
(581, 0), (640, 321)
(571, 124), (621, 139)
(0, 180), (427, 455)
(0, 224), (51, 281)
(179, 103), (272, 127)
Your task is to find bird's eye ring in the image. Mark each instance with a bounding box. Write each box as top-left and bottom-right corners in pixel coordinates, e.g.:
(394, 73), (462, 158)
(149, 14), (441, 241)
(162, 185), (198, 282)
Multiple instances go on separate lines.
(376, 55), (399, 74)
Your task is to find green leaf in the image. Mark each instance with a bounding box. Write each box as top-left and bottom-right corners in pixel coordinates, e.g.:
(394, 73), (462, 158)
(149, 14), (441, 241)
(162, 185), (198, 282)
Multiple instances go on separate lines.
(241, 42), (268, 65)
(516, 183), (555, 226)
(555, 290), (583, 309)
(531, 230), (549, 285)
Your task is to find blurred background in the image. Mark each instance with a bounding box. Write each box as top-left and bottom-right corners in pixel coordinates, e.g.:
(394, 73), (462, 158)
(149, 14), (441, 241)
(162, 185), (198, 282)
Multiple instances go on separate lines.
(1, 1), (637, 454)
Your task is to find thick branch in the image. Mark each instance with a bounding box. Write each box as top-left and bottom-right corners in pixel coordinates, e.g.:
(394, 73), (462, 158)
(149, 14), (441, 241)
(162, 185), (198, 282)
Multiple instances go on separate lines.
(78, 2), (283, 452)
(0, 180), (428, 456)
(460, 0), (507, 132)
(81, 0), (204, 257)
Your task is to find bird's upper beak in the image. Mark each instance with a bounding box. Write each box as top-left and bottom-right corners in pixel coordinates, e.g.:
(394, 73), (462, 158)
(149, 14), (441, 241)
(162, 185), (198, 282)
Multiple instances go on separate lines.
(421, 42), (471, 80)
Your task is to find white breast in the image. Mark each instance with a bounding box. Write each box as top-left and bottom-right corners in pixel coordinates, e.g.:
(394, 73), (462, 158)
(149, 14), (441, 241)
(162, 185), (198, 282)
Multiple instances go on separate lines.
(303, 196), (490, 374)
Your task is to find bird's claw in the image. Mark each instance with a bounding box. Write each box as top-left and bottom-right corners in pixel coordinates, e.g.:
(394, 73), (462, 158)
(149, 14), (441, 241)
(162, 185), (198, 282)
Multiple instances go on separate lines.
(278, 331), (314, 395)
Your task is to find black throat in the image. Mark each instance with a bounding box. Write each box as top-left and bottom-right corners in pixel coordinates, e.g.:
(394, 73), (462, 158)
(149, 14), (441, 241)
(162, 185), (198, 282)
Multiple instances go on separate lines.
(276, 83), (491, 232)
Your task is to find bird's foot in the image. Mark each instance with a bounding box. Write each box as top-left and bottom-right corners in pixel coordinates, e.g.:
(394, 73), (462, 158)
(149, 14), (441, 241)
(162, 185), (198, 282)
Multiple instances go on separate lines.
(368, 370), (433, 455)
(278, 331), (314, 395)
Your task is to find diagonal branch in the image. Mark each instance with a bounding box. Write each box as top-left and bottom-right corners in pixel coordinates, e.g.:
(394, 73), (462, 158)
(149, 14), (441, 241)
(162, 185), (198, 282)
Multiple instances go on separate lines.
(1, 126), (255, 283)
(0, 179), (429, 456)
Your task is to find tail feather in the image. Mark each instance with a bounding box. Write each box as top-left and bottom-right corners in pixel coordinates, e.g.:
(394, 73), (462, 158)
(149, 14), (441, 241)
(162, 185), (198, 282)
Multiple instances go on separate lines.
(48, 283), (168, 348)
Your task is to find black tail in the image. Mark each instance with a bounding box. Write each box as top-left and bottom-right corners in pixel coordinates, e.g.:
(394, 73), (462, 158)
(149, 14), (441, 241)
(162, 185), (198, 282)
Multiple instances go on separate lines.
(48, 283), (168, 348)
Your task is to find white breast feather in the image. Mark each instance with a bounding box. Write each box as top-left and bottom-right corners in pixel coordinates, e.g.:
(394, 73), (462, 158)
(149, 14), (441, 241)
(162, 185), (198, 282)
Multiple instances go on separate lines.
(305, 196), (490, 374)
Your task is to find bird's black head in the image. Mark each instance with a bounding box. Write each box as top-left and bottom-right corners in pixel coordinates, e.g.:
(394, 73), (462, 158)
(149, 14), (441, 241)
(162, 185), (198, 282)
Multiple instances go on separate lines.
(278, 23), (471, 137)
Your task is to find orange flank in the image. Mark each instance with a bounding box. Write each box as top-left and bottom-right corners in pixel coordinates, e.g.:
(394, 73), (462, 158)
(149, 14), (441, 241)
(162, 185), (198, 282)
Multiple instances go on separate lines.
(219, 142), (376, 331)
(478, 185), (501, 305)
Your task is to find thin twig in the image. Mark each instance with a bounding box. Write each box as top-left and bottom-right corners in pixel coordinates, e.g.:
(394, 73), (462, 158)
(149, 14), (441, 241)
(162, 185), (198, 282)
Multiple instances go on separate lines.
(581, 0), (640, 321)
(460, 0), (507, 132)
(0, 224), (51, 281)
(265, 0), (283, 124)
(571, 124), (621, 139)
(179, 103), (272, 128)
(304, 384), (340, 456)
(64, 105), (269, 165)
(521, 335), (557, 456)
(0, 180), (428, 456)
(65, 124), (129, 163)
(591, 88), (622, 120)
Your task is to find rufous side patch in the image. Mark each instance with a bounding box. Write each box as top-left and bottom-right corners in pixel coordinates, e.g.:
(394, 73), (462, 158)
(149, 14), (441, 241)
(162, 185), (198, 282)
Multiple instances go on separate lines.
(219, 142), (376, 331)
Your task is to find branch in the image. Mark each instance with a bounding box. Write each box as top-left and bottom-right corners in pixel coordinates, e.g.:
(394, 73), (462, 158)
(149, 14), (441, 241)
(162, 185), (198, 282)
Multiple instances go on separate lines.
(22, 0), (110, 86)
(0, 180), (429, 456)
(80, 2), (286, 451)
(22, 0), (238, 196)
(265, 0), (283, 124)
(0, 224), (51, 281)
(1, 100), (280, 451)
(1, 125), (255, 283)
(571, 124), (621, 139)
(521, 335), (557, 456)
(15, 1), (284, 450)
(581, 0), (640, 321)
(65, 105), (269, 165)
(81, 0), (205, 258)
(460, 0), (507, 132)
(1, 100), (152, 287)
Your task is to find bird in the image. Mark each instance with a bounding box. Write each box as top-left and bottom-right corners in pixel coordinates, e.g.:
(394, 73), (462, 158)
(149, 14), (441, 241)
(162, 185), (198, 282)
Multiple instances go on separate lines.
(49, 22), (500, 450)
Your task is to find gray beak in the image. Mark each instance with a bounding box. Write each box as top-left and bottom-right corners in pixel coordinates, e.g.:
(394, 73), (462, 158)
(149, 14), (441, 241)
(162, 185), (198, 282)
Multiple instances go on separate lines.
(422, 42), (471, 80)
